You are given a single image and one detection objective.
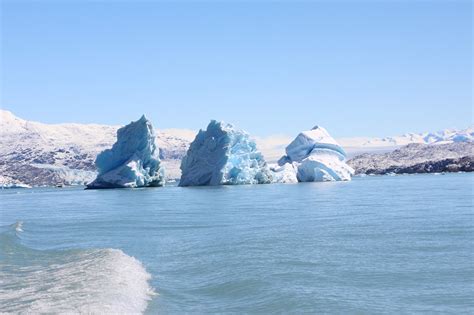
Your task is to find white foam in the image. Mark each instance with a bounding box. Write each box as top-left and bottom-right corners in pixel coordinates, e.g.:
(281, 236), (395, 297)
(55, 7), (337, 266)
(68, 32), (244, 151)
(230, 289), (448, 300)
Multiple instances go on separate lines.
(0, 248), (155, 313)
(14, 221), (23, 233)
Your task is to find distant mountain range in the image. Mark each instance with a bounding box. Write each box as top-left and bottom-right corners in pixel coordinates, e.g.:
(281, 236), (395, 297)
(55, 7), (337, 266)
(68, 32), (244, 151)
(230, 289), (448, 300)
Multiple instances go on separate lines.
(257, 125), (474, 160)
(338, 127), (474, 148)
(1, 109), (472, 186)
(0, 110), (192, 185)
(348, 142), (474, 175)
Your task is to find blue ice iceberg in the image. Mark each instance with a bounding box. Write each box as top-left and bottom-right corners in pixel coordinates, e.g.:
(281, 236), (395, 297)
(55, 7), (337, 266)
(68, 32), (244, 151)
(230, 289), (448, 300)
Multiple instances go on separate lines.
(272, 126), (354, 183)
(179, 120), (272, 186)
(86, 115), (165, 188)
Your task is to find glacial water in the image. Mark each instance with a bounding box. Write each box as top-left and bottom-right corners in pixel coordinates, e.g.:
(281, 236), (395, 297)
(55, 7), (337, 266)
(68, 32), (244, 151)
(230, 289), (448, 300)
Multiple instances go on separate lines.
(0, 173), (472, 314)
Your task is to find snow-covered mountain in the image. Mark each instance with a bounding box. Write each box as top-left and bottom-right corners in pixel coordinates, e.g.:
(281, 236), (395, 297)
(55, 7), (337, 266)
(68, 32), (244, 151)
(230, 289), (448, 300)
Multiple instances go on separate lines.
(340, 128), (474, 175)
(258, 126), (474, 161)
(338, 127), (474, 148)
(1, 109), (472, 186)
(0, 110), (193, 186)
(348, 142), (474, 175)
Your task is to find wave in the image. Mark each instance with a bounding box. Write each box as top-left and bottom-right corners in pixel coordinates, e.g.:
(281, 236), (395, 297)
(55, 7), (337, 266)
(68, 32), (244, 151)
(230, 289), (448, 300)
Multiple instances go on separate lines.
(0, 222), (155, 313)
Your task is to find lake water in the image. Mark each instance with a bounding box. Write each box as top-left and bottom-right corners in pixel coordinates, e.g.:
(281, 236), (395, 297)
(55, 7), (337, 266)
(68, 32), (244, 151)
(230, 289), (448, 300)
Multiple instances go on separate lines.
(1, 173), (473, 314)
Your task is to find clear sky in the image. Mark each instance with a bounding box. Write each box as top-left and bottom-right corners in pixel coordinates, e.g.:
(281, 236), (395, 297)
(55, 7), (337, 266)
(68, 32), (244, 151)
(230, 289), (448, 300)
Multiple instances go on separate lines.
(1, 0), (472, 137)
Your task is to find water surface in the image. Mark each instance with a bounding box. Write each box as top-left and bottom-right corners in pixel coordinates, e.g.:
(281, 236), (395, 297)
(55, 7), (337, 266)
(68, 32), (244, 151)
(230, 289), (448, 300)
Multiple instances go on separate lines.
(1, 173), (472, 313)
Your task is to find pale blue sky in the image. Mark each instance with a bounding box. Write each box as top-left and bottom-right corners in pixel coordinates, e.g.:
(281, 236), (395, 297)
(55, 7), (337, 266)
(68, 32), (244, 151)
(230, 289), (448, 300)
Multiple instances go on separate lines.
(1, 0), (472, 137)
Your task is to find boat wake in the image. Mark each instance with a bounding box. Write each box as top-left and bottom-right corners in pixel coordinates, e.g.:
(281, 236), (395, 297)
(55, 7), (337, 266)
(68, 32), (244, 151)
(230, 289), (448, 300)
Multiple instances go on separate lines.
(0, 222), (155, 313)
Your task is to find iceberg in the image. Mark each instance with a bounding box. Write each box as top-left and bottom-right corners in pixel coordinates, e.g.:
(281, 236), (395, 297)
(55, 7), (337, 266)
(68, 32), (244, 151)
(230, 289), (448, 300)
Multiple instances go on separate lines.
(86, 115), (165, 189)
(274, 126), (354, 182)
(179, 120), (272, 186)
(269, 163), (298, 184)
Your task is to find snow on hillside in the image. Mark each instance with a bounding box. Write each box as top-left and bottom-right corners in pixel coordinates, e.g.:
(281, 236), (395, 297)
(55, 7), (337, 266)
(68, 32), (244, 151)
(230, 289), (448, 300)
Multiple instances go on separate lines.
(348, 142), (474, 175)
(338, 127), (474, 148)
(1, 108), (472, 186)
(0, 110), (192, 186)
(0, 109), (194, 158)
(258, 126), (474, 161)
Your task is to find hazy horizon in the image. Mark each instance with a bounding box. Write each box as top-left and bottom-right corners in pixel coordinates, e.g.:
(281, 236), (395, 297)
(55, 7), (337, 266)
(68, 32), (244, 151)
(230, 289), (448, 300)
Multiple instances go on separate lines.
(1, 107), (472, 142)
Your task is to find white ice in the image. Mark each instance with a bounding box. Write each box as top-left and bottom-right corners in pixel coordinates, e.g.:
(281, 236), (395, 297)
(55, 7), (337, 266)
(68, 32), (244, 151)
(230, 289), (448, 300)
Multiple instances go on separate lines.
(86, 115), (165, 188)
(179, 120), (272, 186)
(274, 126), (354, 183)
